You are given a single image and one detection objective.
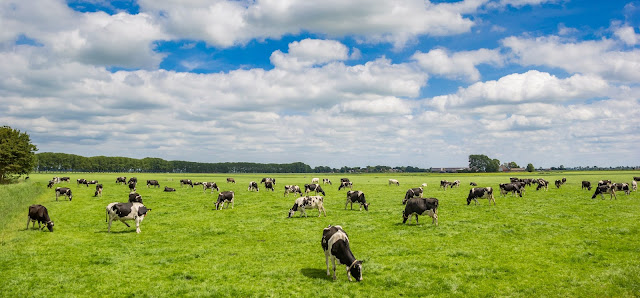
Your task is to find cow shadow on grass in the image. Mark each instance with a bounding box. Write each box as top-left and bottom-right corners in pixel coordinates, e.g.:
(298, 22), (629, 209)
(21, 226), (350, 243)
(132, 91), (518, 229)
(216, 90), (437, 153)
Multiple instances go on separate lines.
(300, 268), (328, 280)
(94, 229), (138, 234)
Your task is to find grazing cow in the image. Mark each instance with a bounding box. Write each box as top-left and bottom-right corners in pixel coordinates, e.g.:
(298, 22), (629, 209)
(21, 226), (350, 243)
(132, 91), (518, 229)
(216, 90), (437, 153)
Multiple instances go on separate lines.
(55, 187), (72, 201)
(633, 180), (637, 192)
(613, 183), (630, 195)
(94, 184), (103, 197)
(284, 185), (302, 197)
(340, 178), (350, 183)
(164, 186), (176, 192)
(592, 184), (616, 200)
(288, 196), (326, 217)
(116, 177), (127, 184)
(128, 177), (138, 184)
(147, 180), (160, 188)
(312, 178), (320, 184)
(202, 182), (219, 193)
(215, 191), (235, 210)
(128, 192), (143, 203)
(227, 178), (236, 184)
(193, 182), (203, 186)
(260, 178), (276, 185)
(510, 177), (519, 183)
(403, 187), (423, 204)
(106, 202), (150, 233)
(323, 179), (332, 185)
(499, 183), (522, 197)
(634, 177), (640, 182)
(470, 182), (478, 186)
(60, 177), (70, 183)
(77, 178), (87, 185)
(248, 181), (259, 192)
(598, 180), (612, 187)
(321, 225), (362, 282)
(265, 181), (275, 192)
(27, 204), (54, 232)
(52, 177), (60, 184)
(128, 181), (137, 192)
(449, 180), (461, 188)
(536, 179), (549, 191)
(562, 177), (567, 184)
(440, 180), (451, 190)
(305, 184), (326, 196)
(338, 181), (353, 190)
(345, 191), (369, 211)
(388, 179), (400, 186)
(555, 180), (563, 188)
(85, 180), (98, 187)
(402, 198), (439, 225)
(467, 187), (495, 205)
(47, 180), (54, 188)
(180, 179), (193, 188)
(581, 181), (592, 191)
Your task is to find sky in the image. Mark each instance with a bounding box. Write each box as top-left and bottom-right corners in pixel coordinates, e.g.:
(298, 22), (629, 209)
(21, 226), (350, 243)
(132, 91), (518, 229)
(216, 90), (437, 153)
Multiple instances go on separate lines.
(1, 0), (639, 169)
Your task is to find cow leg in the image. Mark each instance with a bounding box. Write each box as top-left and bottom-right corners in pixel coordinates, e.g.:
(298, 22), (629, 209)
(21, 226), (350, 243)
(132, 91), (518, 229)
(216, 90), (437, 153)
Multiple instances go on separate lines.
(231, 199), (234, 209)
(325, 251), (331, 276)
(26, 217), (30, 230)
(350, 202), (353, 210)
(135, 218), (141, 233)
(108, 218), (113, 232)
(345, 199), (349, 209)
(331, 256), (337, 280)
(121, 220), (131, 227)
(414, 214), (419, 225)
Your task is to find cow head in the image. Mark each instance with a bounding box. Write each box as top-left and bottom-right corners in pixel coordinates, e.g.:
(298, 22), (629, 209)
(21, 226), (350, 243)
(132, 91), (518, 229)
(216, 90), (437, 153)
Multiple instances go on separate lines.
(402, 210), (409, 223)
(348, 261), (363, 282)
(46, 221), (54, 232)
(363, 203), (369, 211)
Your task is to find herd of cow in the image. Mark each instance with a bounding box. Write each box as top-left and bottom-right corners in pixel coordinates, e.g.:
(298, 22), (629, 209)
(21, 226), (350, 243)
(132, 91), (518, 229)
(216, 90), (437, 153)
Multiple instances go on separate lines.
(26, 174), (640, 281)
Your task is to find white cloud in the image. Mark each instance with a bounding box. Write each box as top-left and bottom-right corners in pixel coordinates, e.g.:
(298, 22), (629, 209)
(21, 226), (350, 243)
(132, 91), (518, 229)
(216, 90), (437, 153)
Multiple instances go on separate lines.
(614, 25), (640, 45)
(412, 48), (503, 81)
(270, 39), (350, 70)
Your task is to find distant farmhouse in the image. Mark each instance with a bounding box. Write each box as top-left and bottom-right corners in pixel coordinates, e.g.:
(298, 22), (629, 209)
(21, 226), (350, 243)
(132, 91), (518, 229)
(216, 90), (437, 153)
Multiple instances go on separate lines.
(499, 165), (526, 172)
(431, 167), (469, 173)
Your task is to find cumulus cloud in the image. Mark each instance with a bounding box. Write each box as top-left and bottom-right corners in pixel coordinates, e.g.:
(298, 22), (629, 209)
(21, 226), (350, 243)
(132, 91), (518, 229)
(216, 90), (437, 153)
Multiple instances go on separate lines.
(412, 48), (503, 81)
(614, 25), (640, 45)
(270, 39), (350, 70)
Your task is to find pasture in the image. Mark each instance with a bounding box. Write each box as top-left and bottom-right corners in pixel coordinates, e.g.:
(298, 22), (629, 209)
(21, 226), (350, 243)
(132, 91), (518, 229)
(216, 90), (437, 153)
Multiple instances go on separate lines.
(1, 172), (639, 297)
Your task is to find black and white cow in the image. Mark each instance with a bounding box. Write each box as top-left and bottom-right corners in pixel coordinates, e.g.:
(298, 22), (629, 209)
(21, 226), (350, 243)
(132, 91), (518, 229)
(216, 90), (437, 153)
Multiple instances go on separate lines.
(261, 177), (276, 185)
(440, 180), (451, 190)
(536, 179), (549, 191)
(128, 180), (137, 192)
(180, 179), (193, 188)
(323, 179), (332, 185)
(128, 177), (138, 184)
(147, 180), (160, 188)
(598, 180), (612, 187)
(164, 186), (176, 192)
(116, 176), (127, 184)
(470, 182), (478, 186)
(581, 181), (592, 191)
(402, 187), (423, 204)
(215, 191), (235, 210)
(634, 177), (640, 182)
(47, 180), (54, 188)
(288, 196), (326, 217)
(55, 187), (72, 201)
(312, 178), (320, 184)
(202, 182), (219, 193)
(77, 178), (87, 185)
(284, 185), (302, 197)
(321, 225), (362, 282)
(402, 197), (439, 225)
(345, 191), (369, 211)
(467, 187), (495, 205)
(265, 181), (275, 192)
(52, 177), (60, 184)
(248, 181), (259, 192)
(94, 184), (103, 197)
(305, 184), (326, 196)
(613, 183), (630, 195)
(499, 183), (522, 197)
(340, 178), (350, 183)
(449, 180), (461, 188)
(60, 177), (70, 183)
(227, 178), (236, 184)
(85, 180), (98, 187)
(388, 179), (400, 186)
(555, 180), (563, 188)
(26, 204), (54, 232)
(592, 184), (616, 200)
(128, 192), (143, 203)
(106, 202), (149, 233)
(338, 181), (353, 190)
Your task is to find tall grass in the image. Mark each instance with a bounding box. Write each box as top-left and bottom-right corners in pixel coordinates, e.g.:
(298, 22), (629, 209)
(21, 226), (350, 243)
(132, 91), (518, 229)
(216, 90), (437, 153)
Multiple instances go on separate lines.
(0, 179), (45, 245)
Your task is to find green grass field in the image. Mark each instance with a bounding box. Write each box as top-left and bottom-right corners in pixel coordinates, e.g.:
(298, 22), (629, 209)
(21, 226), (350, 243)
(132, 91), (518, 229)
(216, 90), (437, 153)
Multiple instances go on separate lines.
(1, 172), (639, 297)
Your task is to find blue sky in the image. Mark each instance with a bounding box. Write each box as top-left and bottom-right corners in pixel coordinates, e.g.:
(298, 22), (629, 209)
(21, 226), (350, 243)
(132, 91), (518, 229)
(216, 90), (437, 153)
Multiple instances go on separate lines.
(1, 0), (639, 168)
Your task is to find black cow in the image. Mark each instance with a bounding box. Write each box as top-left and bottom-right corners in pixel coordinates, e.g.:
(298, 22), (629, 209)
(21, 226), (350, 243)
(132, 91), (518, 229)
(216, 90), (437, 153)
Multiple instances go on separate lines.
(613, 183), (630, 195)
(116, 176), (127, 184)
(128, 192), (143, 203)
(180, 179), (193, 188)
(164, 186), (176, 192)
(305, 184), (326, 196)
(555, 180), (562, 188)
(345, 191), (369, 211)
(284, 185), (302, 197)
(147, 180), (160, 188)
(265, 181), (275, 192)
(55, 187), (72, 201)
(499, 183), (522, 197)
(402, 197), (439, 225)
(403, 187), (423, 204)
(106, 202), (149, 233)
(202, 182), (219, 193)
(321, 225), (362, 282)
(27, 204), (54, 232)
(216, 191), (235, 210)
(128, 181), (137, 192)
(338, 181), (353, 191)
(581, 181), (592, 191)
(248, 181), (259, 192)
(94, 184), (103, 197)
(470, 182), (478, 186)
(467, 187), (495, 205)
(592, 184), (616, 200)
(562, 177), (567, 184)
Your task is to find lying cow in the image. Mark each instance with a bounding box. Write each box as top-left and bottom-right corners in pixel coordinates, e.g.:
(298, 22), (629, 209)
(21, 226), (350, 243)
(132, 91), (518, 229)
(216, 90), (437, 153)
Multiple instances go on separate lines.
(592, 184), (616, 200)
(147, 180), (160, 188)
(284, 185), (302, 197)
(388, 179), (400, 186)
(202, 182), (219, 193)
(106, 202), (150, 233)
(55, 187), (72, 201)
(323, 179), (332, 185)
(226, 178), (236, 184)
(128, 192), (143, 203)
(215, 191), (235, 210)
(345, 191), (369, 211)
(467, 187), (495, 205)
(321, 225), (363, 282)
(180, 179), (193, 188)
(500, 183), (522, 197)
(402, 187), (423, 204)
(116, 176), (127, 184)
(26, 204), (54, 232)
(248, 181), (259, 192)
(581, 181), (592, 191)
(305, 184), (326, 196)
(338, 181), (353, 190)
(470, 182), (478, 186)
(403, 197), (438, 225)
(164, 186), (176, 192)
(94, 184), (103, 197)
(265, 181), (275, 192)
(288, 196), (326, 217)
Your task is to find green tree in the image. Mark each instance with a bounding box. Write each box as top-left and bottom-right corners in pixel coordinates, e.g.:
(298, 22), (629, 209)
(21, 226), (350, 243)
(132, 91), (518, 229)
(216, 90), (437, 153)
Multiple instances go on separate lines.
(526, 163), (535, 172)
(469, 154), (501, 172)
(508, 161), (519, 168)
(0, 126), (38, 183)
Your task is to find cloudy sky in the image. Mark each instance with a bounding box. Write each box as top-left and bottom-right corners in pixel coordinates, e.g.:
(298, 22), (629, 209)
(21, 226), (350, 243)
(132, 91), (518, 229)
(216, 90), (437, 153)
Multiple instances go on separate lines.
(1, 0), (639, 168)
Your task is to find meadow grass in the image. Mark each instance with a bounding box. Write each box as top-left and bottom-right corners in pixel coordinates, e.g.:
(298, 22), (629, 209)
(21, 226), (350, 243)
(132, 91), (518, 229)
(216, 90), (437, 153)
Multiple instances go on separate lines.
(1, 172), (639, 297)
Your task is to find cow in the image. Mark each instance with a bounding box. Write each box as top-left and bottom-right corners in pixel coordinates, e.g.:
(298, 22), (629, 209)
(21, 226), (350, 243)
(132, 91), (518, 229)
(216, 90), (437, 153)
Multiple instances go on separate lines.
(105, 202), (150, 233)
(284, 185), (302, 197)
(147, 180), (160, 188)
(592, 184), (616, 200)
(265, 181), (275, 192)
(193, 182), (203, 186)
(260, 178), (276, 185)
(202, 182), (219, 193)
(633, 180), (638, 192)
(467, 187), (495, 205)
(555, 180), (563, 188)
(536, 179), (549, 191)
(321, 225), (363, 282)
(345, 191), (369, 211)
(248, 181), (259, 192)
(52, 177), (60, 184)
(340, 178), (350, 183)
(470, 182), (478, 186)
(215, 191), (235, 210)
(449, 180), (461, 188)
(47, 180), (54, 188)
(440, 180), (451, 190)
(164, 186), (176, 192)
(128, 180), (137, 192)
(180, 179), (193, 188)
(510, 177), (519, 183)
(562, 177), (567, 184)
(77, 178), (87, 185)
(227, 178), (236, 184)
(598, 180), (612, 187)
(128, 192), (143, 203)
(338, 181), (353, 190)
(94, 184), (103, 197)
(116, 177), (127, 184)
(85, 180), (98, 187)
(305, 184), (326, 196)
(55, 187), (72, 201)
(312, 178), (320, 184)
(60, 177), (70, 183)
(402, 197), (439, 225)
(581, 181), (592, 191)
(323, 179), (332, 185)
(26, 204), (54, 232)
(128, 177), (138, 184)
(634, 177), (640, 182)
(288, 196), (326, 217)
(403, 187), (424, 204)
(613, 183), (630, 195)
(388, 179), (400, 186)
(421, 183), (428, 187)
(499, 183), (522, 197)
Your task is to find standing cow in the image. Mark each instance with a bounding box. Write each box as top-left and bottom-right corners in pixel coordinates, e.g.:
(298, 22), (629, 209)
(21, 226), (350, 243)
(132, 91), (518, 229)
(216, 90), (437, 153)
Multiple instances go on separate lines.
(467, 187), (495, 205)
(106, 202), (150, 233)
(592, 184), (616, 200)
(55, 187), (72, 201)
(345, 191), (369, 211)
(26, 205), (54, 232)
(402, 187), (423, 204)
(284, 185), (302, 197)
(305, 184), (326, 196)
(116, 177), (127, 184)
(216, 191), (235, 210)
(402, 197), (439, 225)
(581, 181), (592, 191)
(180, 179), (193, 188)
(226, 178), (236, 184)
(321, 225), (363, 282)
(202, 182), (219, 193)
(248, 181), (259, 192)
(94, 184), (103, 197)
(288, 196), (326, 217)
(147, 180), (160, 188)
(388, 179), (400, 186)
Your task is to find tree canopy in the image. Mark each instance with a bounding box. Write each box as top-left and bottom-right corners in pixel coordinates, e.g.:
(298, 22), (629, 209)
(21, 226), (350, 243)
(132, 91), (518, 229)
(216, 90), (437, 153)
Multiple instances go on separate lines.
(0, 126), (38, 183)
(468, 154), (500, 172)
